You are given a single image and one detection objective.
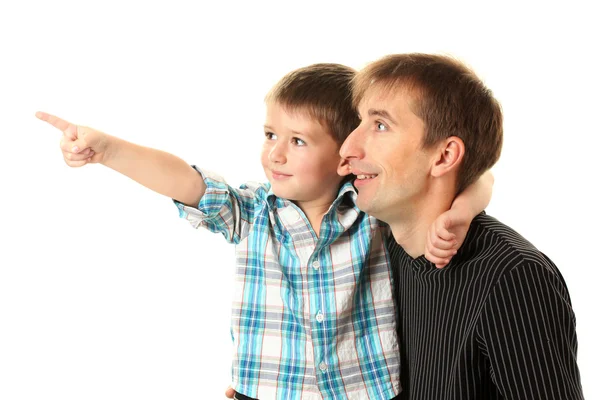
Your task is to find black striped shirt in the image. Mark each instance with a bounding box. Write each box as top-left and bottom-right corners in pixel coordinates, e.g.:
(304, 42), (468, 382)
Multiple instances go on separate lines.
(388, 213), (584, 399)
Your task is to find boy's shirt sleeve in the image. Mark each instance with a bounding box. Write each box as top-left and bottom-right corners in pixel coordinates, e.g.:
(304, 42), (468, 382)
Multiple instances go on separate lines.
(173, 166), (261, 244)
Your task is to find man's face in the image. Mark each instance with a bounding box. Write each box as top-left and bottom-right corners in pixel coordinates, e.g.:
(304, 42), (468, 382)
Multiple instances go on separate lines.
(261, 102), (344, 207)
(339, 85), (433, 221)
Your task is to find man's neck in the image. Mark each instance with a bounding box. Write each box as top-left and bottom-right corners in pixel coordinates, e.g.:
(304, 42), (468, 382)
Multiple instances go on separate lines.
(387, 193), (454, 259)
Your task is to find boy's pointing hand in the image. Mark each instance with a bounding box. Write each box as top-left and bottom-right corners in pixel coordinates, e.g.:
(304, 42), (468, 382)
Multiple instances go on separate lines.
(36, 111), (109, 167)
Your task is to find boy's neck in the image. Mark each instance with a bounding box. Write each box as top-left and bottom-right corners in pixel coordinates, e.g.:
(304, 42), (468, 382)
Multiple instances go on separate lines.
(295, 197), (337, 238)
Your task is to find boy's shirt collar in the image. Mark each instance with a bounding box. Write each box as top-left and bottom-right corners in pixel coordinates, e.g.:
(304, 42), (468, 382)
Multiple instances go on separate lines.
(264, 181), (358, 215)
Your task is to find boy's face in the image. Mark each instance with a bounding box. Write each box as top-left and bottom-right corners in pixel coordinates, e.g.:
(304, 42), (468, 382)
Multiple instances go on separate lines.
(262, 102), (344, 207)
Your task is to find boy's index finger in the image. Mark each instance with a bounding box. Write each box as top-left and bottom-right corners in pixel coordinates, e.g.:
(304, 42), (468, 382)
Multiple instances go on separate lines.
(35, 111), (78, 140)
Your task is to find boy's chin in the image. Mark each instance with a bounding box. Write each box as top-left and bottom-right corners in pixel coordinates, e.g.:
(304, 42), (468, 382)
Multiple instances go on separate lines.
(268, 185), (294, 200)
(269, 185), (307, 204)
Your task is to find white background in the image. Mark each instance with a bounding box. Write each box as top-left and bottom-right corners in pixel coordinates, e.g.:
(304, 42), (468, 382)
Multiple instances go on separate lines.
(1, 1), (598, 399)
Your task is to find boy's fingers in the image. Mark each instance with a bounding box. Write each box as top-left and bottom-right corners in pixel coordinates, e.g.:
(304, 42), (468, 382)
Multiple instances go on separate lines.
(430, 236), (456, 250)
(60, 136), (89, 154)
(36, 111), (78, 140)
(435, 228), (456, 241)
(428, 246), (457, 259)
(224, 386), (235, 398)
(425, 251), (448, 267)
(64, 149), (94, 162)
(64, 157), (91, 168)
(429, 229), (456, 250)
(434, 219), (456, 241)
(36, 111), (69, 130)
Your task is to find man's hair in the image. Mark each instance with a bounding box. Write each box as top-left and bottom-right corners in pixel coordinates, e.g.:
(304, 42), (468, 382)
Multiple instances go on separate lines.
(265, 63), (359, 146)
(353, 53), (503, 193)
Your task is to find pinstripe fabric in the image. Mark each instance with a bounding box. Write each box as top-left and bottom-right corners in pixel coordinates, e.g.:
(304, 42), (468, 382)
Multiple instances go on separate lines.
(389, 212), (584, 399)
(176, 167), (400, 400)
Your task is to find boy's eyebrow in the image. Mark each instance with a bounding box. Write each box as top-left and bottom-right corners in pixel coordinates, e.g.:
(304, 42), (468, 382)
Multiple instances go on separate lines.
(264, 124), (309, 137)
(368, 109), (398, 125)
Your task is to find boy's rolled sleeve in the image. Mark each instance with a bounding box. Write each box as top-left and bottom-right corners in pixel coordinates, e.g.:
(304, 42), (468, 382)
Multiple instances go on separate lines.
(174, 166), (257, 244)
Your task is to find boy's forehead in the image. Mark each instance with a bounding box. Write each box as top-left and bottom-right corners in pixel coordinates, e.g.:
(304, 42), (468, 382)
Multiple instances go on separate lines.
(270, 102), (311, 120)
(265, 102), (333, 137)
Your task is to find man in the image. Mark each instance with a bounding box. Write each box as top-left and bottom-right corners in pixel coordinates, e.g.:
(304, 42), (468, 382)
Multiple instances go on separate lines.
(339, 53), (584, 399)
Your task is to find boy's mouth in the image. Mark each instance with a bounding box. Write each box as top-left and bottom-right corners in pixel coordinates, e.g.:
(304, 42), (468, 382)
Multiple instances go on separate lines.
(271, 170), (292, 180)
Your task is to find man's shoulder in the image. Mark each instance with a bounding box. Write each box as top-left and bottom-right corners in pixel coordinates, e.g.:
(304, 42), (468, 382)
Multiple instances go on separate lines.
(470, 213), (538, 252)
(464, 212), (558, 274)
(453, 214), (571, 312)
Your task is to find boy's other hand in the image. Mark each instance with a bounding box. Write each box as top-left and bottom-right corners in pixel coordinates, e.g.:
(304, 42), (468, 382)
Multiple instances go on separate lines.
(225, 385), (235, 398)
(425, 208), (470, 268)
(36, 111), (109, 167)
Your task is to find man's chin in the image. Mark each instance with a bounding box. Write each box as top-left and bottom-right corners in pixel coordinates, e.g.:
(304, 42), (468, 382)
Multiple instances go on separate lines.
(355, 196), (372, 213)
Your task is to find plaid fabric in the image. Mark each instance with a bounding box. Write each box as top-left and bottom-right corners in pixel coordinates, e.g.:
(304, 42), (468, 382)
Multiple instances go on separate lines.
(176, 167), (400, 400)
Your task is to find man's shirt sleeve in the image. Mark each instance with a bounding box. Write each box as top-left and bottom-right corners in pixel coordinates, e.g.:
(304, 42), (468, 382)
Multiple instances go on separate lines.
(476, 259), (584, 399)
(174, 166), (259, 244)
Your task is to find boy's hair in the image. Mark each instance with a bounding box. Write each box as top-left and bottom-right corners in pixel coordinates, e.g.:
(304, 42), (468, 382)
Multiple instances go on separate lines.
(265, 63), (359, 146)
(353, 53), (503, 194)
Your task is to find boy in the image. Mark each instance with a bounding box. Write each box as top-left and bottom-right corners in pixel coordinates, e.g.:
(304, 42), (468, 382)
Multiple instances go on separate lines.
(36, 63), (491, 399)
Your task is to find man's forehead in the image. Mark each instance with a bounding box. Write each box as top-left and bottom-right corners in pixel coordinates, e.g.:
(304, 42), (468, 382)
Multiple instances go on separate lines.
(357, 84), (416, 113)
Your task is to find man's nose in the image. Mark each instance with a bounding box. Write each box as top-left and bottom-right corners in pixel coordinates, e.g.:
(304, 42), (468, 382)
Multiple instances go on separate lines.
(339, 126), (364, 160)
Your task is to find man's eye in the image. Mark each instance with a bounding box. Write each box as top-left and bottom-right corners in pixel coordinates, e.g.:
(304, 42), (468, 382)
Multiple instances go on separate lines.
(265, 132), (277, 140)
(292, 138), (306, 146)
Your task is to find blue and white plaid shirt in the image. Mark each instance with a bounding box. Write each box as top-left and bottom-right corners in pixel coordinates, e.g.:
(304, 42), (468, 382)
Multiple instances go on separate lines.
(176, 167), (400, 400)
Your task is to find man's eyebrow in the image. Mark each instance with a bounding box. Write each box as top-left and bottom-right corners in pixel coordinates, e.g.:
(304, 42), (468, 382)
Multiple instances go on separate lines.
(368, 109), (397, 125)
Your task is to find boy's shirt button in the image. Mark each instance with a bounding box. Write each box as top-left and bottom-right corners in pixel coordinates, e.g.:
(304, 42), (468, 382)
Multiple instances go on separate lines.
(312, 260), (320, 270)
(316, 311), (324, 323)
(319, 362), (328, 372)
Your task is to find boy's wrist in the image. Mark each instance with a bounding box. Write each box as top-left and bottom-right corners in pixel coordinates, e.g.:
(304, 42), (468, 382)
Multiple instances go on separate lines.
(100, 134), (119, 167)
(450, 196), (478, 221)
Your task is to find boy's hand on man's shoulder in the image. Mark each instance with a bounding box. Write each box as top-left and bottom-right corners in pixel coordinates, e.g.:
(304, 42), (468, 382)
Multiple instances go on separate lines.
(425, 208), (471, 269)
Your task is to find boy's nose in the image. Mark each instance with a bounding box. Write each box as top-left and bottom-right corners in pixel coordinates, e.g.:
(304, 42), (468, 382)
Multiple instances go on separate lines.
(269, 143), (286, 164)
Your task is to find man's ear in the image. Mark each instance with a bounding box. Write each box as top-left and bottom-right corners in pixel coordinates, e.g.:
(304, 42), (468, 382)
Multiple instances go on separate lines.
(337, 158), (352, 177)
(431, 136), (465, 177)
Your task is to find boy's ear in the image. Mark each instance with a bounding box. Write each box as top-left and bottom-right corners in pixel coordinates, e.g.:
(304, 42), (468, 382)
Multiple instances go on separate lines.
(431, 136), (465, 178)
(337, 158), (352, 177)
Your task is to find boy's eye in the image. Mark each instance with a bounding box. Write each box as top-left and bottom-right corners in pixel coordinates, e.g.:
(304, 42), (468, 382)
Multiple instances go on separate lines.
(265, 132), (277, 140)
(376, 122), (387, 131)
(292, 137), (306, 146)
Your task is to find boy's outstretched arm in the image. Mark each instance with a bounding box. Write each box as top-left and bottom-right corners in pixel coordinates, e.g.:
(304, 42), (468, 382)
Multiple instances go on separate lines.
(425, 170), (494, 268)
(36, 112), (206, 207)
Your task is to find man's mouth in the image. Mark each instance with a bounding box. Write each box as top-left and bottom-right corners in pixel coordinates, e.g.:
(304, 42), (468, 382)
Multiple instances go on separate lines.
(353, 173), (378, 187)
(356, 174), (377, 180)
